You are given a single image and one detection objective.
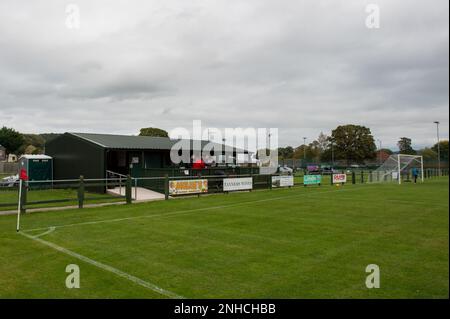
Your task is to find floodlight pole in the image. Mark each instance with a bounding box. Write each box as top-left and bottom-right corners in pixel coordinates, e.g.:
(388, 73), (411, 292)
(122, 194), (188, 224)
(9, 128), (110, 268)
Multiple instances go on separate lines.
(303, 137), (307, 167)
(434, 121), (441, 176)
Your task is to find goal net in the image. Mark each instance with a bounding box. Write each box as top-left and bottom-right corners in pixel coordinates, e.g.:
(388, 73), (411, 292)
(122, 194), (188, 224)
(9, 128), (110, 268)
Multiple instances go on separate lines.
(368, 154), (424, 184)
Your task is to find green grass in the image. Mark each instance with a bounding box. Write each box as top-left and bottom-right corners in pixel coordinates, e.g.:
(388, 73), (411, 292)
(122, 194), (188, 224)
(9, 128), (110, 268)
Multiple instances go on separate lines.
(0, 188), (124, 211)
(0, 178), (448, 298)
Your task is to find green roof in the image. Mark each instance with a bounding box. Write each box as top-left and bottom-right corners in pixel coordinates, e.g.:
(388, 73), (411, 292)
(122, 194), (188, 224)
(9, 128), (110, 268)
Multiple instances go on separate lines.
(69, 132), (247, 152)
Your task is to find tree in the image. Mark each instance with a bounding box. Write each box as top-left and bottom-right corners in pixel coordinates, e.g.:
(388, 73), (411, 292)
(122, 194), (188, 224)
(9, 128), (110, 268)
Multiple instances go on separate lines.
(431, 140), (449, 161)
(397, 137), (416, 155)
(316, 132), (330, 153)
(139, 127), (169, 137)
(292, 144), (316, 161)
(18, 134), (46, 154)
(419, 148), (438, 161)
(327, 125), (377, 164)
(0, 127), (24, 155)
(278, 146), (294, 160)
(292, 132), (329, 162)
(24, 145), (38, 155)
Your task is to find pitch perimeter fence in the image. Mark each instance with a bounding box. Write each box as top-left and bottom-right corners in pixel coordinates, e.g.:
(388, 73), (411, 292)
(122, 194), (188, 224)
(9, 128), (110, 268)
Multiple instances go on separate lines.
(1, 168), (448, 214)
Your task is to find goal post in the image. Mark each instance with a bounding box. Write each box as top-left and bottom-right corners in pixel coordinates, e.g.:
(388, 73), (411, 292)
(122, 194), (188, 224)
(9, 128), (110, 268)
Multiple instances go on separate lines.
(369, 154), (424, 184)
(395, 154), (424, 184)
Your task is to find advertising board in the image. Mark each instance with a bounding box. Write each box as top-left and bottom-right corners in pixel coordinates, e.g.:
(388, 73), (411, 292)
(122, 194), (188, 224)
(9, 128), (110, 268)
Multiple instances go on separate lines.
(223, 177), (253, 192)
(169, 179), (208, 195)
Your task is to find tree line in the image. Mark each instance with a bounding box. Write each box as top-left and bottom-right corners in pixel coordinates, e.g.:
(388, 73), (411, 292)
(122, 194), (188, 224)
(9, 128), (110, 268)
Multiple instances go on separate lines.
(0, 127), (61, 156)
(0, 126), (170, 157)
(277, 124), (448, 164)
(0, 125), (448, 164)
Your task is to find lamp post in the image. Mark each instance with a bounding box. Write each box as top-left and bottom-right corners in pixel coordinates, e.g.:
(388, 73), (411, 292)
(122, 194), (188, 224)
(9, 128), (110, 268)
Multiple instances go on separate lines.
(303, 137), (307, 168)
(377, 139), (382, 166)
(434, 121), (441, 176)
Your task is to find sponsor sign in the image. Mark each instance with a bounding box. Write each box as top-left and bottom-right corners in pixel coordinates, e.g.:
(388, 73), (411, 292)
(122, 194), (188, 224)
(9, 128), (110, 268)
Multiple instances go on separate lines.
(223, 177), (253, 192)
(332, 173), (347, 184)
(272, 175), (294, 187)
(392, 172), (399, 180)
(169, 179), (208, 195)
(304, 174), (322, 185)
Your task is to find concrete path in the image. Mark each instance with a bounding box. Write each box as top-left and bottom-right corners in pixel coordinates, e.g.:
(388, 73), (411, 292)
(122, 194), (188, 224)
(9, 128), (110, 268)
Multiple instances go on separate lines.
(0, 188), (166, 216)
(107, 187), (165, 202)
(0, 201), (127, 216)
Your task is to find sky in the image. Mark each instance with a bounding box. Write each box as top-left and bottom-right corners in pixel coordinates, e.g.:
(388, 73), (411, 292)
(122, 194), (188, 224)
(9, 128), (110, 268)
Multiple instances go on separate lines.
(0, 0), (448, 150)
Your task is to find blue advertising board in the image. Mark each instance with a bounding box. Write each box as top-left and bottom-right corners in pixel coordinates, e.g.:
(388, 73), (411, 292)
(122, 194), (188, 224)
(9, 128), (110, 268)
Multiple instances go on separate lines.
(303, 174), (322, 186)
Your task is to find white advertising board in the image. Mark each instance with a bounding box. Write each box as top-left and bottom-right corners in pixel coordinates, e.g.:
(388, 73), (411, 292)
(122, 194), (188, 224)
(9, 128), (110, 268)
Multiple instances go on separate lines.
(332, 174), (347, 184)
(223, 177), (253, 192)
(272, 175), (294, 187)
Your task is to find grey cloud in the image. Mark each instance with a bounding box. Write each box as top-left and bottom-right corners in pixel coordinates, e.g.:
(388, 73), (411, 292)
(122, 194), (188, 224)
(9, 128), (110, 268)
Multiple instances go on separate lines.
(0, 0), (448, 150)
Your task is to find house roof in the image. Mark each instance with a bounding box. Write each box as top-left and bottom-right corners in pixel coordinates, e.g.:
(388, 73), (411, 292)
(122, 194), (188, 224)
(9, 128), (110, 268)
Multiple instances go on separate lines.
(69, 132), (248, 153)
(20, 154), (52, 160)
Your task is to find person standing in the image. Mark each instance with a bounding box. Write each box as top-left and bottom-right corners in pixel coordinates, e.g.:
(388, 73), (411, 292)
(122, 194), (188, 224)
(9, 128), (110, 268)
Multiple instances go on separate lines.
(412, 167), (419, 184)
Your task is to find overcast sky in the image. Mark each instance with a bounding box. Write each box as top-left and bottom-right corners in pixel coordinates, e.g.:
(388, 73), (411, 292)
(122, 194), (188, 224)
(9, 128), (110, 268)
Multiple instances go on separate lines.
(0, 0), (448, 150)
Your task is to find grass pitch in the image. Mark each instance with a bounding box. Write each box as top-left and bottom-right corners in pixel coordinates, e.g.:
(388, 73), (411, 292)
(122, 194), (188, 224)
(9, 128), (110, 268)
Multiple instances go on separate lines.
(0, 178), (448, 298)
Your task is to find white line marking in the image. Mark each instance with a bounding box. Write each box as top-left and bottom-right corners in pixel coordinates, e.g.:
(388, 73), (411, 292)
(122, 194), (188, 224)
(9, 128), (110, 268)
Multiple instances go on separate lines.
(33, 226), (56, 238)
(26, 185), (368, 232)
(19, 230), (184, 299)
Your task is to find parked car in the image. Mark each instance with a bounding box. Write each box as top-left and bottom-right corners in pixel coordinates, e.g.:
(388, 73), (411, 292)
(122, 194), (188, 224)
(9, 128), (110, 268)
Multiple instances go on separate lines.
(0, 174), (19, 187)
(278, 165), (293, 175)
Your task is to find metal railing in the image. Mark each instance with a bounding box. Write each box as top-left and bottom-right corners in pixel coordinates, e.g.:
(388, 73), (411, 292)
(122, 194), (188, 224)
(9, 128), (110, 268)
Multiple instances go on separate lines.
(4, 169), (448, 214)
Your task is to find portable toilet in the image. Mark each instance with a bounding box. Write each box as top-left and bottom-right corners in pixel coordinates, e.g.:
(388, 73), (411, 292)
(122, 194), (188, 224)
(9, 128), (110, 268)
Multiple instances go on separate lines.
(18, 155), (53, 181)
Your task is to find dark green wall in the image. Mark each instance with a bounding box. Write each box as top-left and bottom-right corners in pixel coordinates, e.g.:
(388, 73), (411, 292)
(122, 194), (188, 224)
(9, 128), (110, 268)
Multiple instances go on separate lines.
(45, 133), (105, 180)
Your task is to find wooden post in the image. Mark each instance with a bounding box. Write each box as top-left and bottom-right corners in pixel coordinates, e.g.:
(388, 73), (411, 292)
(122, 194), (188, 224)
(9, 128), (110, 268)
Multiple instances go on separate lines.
(164, 174), (169, 200)
(78, 175), (85, 209)
(126, 175), (132, 204)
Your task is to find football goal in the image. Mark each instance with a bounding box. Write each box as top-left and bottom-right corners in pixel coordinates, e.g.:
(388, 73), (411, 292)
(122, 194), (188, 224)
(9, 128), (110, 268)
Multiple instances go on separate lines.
(369, 154), (424, 184)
